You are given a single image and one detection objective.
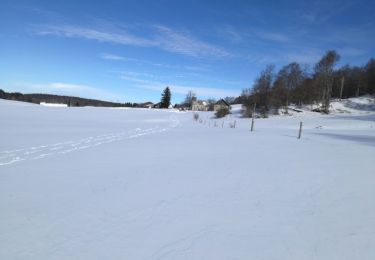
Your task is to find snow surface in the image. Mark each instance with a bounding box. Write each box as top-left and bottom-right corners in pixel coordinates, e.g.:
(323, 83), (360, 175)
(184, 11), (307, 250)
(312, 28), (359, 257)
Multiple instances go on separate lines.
(40, 102), (68, 108)
(1, 97), (375, 259)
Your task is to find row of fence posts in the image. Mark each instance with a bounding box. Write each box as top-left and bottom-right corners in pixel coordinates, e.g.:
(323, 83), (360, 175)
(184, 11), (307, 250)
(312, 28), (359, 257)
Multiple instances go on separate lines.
(196, 114), (303, 139)
(198, 118), (237, 128)
(248, 103), (303, 138)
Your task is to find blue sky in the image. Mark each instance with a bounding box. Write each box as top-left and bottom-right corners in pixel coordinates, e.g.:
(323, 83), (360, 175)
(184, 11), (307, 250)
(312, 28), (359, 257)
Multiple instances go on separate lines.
(1, 0), (374, 103)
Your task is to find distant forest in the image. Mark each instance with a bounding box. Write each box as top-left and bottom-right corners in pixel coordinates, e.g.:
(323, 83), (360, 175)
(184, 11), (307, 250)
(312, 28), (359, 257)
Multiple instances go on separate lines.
(0, 89), (138, 108)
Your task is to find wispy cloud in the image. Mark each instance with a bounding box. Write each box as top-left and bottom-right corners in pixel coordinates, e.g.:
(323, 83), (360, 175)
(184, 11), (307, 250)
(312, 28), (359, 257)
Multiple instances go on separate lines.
(100, 53), (125, 60)
(217, 25), (243, 43)
(246, 54), (282, 64)
(255, 31), (290, 43)
(246, 48), (324, 65)
(338, 47), (366, 57)
(120, 73), (240, 98)
(34, 24), (155, 46)
(217, 25), (291, 45)
(154, 25), (231, 58)
(283, 48), (324, 64)
(298, 1), (353, 25)
(102, 54), (177, 69)
(32, 22), (231, 58)
(101, 53), (212, 74)
(324, 25), (375, 47)
(146, 84), (239, 98)
(299, 11), (330, 25)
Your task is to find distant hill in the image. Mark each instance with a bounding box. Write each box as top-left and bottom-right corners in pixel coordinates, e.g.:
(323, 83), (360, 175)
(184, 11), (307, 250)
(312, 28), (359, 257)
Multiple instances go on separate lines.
(0, 89), (137, 107)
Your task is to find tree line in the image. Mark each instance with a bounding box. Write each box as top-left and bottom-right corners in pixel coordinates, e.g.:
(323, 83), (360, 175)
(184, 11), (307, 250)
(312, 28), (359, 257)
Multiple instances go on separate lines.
(0, 90), (138, 107)
(1, 87), (174, 109)
(239, 50), (375, 116)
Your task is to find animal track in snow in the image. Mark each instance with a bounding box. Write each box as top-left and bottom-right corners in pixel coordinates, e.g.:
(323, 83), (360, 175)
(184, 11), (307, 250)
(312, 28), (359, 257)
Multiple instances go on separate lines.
(0, 126), (169, 166)
(0, 114), (180, 167)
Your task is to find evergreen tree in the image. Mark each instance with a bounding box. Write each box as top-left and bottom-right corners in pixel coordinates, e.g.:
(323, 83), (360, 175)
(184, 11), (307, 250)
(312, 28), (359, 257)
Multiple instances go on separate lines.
(160, 86), (171, 108)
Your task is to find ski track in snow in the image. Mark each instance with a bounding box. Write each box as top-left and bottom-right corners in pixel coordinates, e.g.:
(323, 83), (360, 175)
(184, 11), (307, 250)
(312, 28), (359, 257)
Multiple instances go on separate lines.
(0, 115), (180, 167)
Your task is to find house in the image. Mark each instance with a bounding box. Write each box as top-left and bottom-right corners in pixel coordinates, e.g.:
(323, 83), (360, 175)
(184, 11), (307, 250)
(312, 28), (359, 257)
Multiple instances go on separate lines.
(153, 102), (162, 108)
(214, 99), (230, 111)
(152, 102), (173, 109)
(174, 103), (190, 111)
(192, 100), (208, 111)
(141, 102), (154, 109)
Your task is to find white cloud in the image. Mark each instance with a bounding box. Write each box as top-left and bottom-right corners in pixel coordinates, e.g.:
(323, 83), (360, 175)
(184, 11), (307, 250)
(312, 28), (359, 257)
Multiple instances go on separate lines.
(100, 53), (125, 60)
(284, 50), (322, 64)
(35, 25), (155, 47)
(120, 74), (240, 98)
(33, 23), (231, 58)
(153, 25), (231, 58)
(300, 12), (318, 24)
(255, 31), (290, 43)
(246, 47), (325, 65)
(216, 24), (291, 45)
(338, 47), (365, 57)
(158, 84), (239, 98)
(299, 11), (331, 25)
(218, 25), (243, 42)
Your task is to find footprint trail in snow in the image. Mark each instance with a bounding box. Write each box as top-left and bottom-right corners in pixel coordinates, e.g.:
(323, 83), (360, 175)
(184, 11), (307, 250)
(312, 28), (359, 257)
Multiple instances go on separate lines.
(0, 114), (180, 167)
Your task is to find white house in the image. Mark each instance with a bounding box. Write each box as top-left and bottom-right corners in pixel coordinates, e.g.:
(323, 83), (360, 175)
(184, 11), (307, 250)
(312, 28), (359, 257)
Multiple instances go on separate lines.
(192, 100), (208, 111)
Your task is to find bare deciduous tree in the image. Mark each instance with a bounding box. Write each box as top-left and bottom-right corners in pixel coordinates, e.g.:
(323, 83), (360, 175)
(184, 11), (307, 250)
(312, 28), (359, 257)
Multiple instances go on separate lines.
(184, 91), (196, 108)
(314, 50), (340, 113)
(274, 62), (305, 113)
(252, 64), (275, 114)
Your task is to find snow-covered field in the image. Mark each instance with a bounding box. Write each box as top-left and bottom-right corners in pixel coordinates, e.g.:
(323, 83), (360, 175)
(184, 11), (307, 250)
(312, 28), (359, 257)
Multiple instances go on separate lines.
(1, 97), (374, 259)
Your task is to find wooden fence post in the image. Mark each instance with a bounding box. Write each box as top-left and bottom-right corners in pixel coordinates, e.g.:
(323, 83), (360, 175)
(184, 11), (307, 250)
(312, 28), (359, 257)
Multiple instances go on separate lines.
(298, 121), (303, 139)
(339, 76), (345, 101)
(251, 102), (256, 132)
